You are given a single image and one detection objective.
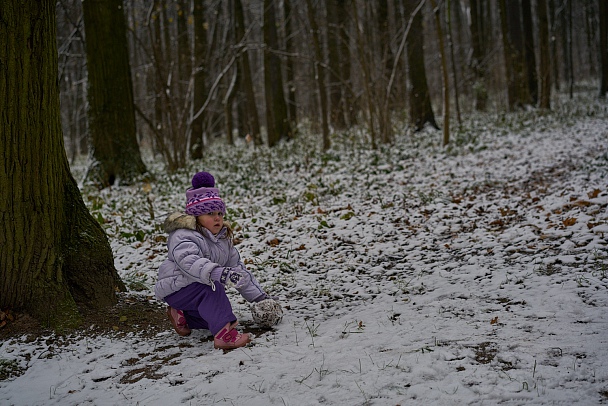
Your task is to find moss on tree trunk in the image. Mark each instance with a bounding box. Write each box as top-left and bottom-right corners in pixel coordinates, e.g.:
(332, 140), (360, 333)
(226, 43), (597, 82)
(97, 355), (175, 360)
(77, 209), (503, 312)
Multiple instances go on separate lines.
(0, 0), (125, 330)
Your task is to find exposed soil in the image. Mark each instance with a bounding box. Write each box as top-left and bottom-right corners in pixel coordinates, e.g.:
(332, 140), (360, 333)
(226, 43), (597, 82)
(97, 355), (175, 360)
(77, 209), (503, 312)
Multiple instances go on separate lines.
(0, 293), (169, 342)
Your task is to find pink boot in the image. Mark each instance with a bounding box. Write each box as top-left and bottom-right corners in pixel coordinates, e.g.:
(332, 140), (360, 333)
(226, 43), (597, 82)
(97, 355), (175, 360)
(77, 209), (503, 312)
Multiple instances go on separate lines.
(167, 306), (191, 337)
(214, 322), (251, 350)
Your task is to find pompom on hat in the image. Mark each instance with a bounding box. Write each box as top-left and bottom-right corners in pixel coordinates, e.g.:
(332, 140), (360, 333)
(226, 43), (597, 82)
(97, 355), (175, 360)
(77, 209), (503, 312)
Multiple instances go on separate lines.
(185, 172), (226, 216)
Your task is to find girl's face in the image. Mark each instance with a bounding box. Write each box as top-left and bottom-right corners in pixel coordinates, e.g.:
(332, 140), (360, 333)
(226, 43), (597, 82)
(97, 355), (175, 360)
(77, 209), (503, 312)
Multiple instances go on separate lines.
(197, 212), (224, 235)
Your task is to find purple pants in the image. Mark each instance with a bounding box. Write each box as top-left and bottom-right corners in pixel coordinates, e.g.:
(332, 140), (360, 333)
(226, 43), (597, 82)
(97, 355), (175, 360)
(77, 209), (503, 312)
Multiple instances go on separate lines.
(164, 282), (236, 335)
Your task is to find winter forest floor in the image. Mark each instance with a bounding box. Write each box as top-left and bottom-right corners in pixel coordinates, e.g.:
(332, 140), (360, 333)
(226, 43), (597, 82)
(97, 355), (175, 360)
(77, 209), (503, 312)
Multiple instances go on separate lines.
(2, 93), (608, 405)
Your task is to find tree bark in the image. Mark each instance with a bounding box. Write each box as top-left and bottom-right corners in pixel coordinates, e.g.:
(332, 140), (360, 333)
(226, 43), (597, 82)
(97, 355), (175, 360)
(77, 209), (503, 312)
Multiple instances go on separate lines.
(599, 0), (608, 97)
(327, 0), (346, 129)
(353, 3), (378, 148)
(306, 0), (330, 150)
(405, 0), (438, 131)
(469, 0), (488, 111)
(429, 0), (450, 146)
(235, 0), (262, 145)
(498, 0), (516, 110)
(1, 0), (125, 329)
(503, 0), (529, 108)
(82, 0), (147, 187)
(284, 0), (298, 128)
(376, 0), (394, 143)
(522, 0), (538, 105)
(339, 0), (357, 126)
(190, 0), (207, 159)
(548, 0), (560, 91)
(560, 0), (573, 97)
(177, 0), (191, 94)
(538, 0), (552, 108)
(446, 0), (462, 126)
(263, 0), (291, 147)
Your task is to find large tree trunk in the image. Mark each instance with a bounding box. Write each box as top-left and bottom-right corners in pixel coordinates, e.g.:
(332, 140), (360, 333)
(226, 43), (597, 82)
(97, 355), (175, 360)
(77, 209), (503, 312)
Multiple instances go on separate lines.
(1, 0), (125, 329)
(339, 0), (357, 126)
(548, 0), (560, 91)
(503, 0), (529, 108)
(82, 0), (147, 188)
(538, 0), (552, 108)
(190, 0), (207, 159)
(376, 0), (393, 143)
(599, 0), (608, 97)
(447, 0), (462, 126)
(235, 0), (262, 145)
(327, 0), (346, 130)
(306, 0), (330, 151)
(560, 0), (573, 97)
(429, 0), (450, 146)
(263, 0), (292, 147)
(521, 0), (538, 105)
(498, 0), (516, 110)
(177, 0), (191, 94)
(469, 0), (488, 111)
(284, 0), (297, 128)
(405, 0), (438, 131)
(353, 2), (378, 148)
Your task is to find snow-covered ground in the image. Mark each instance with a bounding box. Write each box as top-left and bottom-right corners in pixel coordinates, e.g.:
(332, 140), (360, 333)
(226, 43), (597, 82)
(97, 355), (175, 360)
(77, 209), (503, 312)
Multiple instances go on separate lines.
(2, 106), (608, 405)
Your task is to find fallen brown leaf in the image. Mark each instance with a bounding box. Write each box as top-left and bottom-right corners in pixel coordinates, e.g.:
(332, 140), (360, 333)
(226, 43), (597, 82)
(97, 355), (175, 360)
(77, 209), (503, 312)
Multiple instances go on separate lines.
(588, 189), (601, 199)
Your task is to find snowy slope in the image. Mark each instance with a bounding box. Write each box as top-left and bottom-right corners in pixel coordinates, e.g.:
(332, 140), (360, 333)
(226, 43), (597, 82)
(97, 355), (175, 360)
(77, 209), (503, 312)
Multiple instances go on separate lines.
(1, 110), (607, 406)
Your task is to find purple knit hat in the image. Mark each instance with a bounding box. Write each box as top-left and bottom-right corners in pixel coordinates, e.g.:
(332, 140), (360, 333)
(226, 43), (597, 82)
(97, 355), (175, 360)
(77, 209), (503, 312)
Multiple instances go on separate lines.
(185, 172), (226, 216)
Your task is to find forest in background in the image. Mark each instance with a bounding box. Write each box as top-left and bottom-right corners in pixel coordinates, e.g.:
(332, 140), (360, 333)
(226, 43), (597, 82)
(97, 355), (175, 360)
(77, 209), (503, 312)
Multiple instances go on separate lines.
(56, 0), (607, 176)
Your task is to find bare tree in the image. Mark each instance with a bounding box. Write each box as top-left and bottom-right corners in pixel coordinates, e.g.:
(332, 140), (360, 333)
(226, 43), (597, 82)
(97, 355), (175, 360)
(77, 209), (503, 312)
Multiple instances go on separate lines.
(522, 0), (538, 105)
(284, 0), (298, 127)
(469, 0), (488, 111)
(263, 0), (292, 146)
(404, 0), (438, 131)
(55, 0), (608, 161)
(498, 0), (517, 109)
(82, 0), (147, 187)
(500, 0), (531, 109)
(548, 0), (560, 91)
(446, 0), (462, 126)
(57, 0), (88, 162)
(177, 0), (191, 97)
(429, 0), (450, 145)
(538, 0), (552, 108)
(376, 0), (394, 143)
(305, 0), (330, 150)
(1, 0), (125, 328)
(559, 0), (573, 97)
(235, 0), (262, 145)
(353, 3), (379, 148)
(136, 0), (197, 170)
(599, 0), (608, 97)
(191, 0), (207, 159)
(327, 0), (353, 129)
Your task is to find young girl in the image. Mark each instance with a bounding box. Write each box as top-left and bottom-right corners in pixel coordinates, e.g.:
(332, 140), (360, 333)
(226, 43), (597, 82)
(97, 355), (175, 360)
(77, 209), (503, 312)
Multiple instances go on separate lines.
(155, 171), (272, 349)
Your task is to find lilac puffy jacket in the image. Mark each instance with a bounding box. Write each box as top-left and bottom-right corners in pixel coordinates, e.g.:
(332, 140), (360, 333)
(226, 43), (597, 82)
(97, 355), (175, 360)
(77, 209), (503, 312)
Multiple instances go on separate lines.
(154, 212), (265, 302)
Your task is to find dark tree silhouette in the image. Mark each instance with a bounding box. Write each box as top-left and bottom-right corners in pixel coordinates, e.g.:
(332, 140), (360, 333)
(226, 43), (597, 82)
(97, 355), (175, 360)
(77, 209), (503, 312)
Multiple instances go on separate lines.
(82, 0), (147, 187)
(405, 0), (438, 131)
(263, 0), (292, 146)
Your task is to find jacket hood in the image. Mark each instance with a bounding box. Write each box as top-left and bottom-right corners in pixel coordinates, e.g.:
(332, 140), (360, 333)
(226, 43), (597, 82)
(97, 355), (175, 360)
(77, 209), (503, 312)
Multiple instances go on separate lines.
(163, 212), (197, 233)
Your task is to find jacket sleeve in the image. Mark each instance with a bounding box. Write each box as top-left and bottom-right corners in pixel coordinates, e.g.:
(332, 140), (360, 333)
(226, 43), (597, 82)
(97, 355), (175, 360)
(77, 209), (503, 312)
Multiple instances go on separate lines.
(235, 262), (267, 302)
(221, 244), (266, 301)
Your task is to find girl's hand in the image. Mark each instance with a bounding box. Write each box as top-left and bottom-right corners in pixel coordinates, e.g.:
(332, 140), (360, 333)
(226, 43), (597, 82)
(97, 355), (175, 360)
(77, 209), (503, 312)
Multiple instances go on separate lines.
(219, 267), (251, 289)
